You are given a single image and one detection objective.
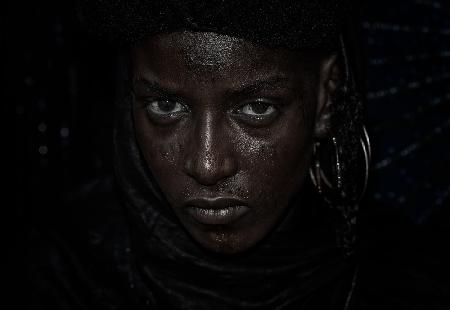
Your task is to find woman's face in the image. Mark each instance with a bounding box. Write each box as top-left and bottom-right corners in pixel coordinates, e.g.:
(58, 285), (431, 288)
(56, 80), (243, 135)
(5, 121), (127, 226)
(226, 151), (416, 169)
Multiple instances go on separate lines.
(132, 31), (336, 254)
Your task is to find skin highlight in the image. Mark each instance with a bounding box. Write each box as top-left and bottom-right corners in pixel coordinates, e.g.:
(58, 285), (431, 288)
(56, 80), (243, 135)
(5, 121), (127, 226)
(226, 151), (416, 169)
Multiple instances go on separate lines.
(131, 31), (339, 254)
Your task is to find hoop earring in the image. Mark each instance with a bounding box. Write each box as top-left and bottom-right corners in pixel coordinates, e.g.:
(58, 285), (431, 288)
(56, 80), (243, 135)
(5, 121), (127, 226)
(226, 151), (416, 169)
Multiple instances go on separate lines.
(359, 126), (371, 201)
(310, 141), (323, 194)
(309, 125), (371, 203)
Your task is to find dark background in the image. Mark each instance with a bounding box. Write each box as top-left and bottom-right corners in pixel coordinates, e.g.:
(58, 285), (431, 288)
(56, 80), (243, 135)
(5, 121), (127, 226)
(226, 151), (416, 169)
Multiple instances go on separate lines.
(9, 1), (450, 240)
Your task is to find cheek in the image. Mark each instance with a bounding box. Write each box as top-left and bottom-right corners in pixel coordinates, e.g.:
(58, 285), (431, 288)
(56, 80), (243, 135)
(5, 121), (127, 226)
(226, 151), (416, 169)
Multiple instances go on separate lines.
(133, 111), (186, 198)
(146, 138), (182, 167)
(234, 115), (313, 203)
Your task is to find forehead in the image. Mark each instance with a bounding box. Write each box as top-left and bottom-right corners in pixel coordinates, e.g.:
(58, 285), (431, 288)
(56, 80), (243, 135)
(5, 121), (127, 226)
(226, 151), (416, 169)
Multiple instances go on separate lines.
(131, 31), (319, 85)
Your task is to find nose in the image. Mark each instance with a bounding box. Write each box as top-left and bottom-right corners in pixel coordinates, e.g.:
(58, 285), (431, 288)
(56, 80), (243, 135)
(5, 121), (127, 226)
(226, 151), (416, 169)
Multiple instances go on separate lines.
(184, 112), (238, 186)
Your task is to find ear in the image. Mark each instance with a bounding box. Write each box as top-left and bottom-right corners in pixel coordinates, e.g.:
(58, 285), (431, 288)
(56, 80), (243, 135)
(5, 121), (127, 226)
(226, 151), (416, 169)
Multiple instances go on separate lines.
(314, 54), (340, 139)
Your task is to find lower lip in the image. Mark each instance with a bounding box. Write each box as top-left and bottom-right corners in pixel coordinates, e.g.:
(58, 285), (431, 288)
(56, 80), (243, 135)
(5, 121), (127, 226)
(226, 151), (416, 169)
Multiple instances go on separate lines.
(186, 205), (250, 225)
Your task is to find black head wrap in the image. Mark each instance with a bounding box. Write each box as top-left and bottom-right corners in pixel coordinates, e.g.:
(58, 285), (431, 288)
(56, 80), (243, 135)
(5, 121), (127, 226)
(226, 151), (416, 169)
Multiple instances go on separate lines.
(80, 1), (361, 308)
(79, 0), (351, 50)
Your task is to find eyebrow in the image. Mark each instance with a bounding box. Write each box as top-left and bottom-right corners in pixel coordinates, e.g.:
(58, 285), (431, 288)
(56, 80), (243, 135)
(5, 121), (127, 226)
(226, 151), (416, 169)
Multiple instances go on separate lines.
(227, 76), (293, 98)
(132, 75), (293, 99)
(133, 78), (179, 97)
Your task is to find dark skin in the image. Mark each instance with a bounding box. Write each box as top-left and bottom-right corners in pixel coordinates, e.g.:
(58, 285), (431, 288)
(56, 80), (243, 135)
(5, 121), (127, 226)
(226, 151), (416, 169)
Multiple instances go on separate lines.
(132, 31), (339, 254)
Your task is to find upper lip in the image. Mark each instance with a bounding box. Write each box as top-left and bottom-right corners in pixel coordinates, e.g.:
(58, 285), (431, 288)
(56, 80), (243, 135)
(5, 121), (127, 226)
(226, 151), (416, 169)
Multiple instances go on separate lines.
(185, 197), (247, 210)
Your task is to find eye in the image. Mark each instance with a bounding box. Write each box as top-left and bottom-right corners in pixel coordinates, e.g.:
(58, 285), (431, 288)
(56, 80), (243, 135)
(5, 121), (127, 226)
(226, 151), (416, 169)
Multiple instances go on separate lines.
(146, 100), (187, 116)
(238, 101), (277, 117)
(232, 100), (279, 126)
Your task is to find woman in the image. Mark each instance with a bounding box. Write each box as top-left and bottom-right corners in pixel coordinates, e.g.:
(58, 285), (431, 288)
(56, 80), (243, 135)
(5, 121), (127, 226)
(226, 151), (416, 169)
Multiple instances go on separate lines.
(30, 1), (373, 309)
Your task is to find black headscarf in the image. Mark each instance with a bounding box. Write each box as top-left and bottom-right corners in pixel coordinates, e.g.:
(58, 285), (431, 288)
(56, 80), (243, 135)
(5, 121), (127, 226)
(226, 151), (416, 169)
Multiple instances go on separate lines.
(79, 0), (351, 50)
(87, 1), (359, 309)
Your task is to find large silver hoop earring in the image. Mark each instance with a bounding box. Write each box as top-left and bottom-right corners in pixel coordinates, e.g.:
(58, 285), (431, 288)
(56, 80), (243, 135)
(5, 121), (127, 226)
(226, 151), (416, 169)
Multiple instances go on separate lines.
(309, 125), (371, 203)
(359, 125), (371, 201)
(309, 136), (341, 202)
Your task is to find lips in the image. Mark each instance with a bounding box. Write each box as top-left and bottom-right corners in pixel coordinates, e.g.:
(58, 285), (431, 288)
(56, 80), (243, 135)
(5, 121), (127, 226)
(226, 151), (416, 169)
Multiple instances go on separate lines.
(184, 197), (250, 225)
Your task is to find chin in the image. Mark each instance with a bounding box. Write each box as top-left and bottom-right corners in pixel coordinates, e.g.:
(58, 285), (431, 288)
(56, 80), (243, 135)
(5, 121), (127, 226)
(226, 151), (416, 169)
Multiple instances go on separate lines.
(188, 226), (263, 254)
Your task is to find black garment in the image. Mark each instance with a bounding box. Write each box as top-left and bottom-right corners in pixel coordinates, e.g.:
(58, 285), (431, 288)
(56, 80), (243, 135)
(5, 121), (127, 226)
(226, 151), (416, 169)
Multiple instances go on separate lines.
(29, 176), (356, 310)
(28, 176), (450, 310)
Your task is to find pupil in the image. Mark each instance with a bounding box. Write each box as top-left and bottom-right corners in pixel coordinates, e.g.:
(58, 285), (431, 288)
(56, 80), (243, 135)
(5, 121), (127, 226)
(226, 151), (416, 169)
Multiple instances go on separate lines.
(159, 100), (175, 112)
(251, 103), (268, 114)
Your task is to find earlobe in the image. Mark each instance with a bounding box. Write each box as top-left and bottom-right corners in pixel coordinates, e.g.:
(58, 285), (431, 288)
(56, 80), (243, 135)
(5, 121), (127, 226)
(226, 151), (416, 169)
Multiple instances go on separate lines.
(314, 55), (340, 139)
